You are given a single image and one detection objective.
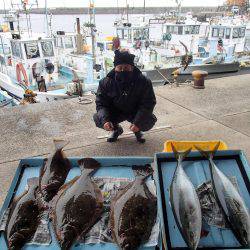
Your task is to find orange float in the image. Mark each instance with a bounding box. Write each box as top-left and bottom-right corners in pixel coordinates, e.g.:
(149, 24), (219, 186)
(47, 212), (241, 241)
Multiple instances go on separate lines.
(16, 63), (29, 86)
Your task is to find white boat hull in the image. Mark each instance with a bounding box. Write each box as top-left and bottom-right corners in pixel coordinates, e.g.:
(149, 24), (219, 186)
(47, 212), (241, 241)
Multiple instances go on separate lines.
(0, 72), (75, 103)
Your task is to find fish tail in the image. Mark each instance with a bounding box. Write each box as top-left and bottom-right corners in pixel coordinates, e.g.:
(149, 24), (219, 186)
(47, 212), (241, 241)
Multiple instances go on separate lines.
(27, 177), (39, 188)
(171, 143), (192, 162)
(132, 164), (153, 179)
(194, 141), (220, 160)
(53, 139), (69, 151)
(77, 158), (101, 175)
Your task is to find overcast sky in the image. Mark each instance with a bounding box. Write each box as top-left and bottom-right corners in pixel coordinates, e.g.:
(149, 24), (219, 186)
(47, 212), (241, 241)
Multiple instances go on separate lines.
(3, 0), (225, 8)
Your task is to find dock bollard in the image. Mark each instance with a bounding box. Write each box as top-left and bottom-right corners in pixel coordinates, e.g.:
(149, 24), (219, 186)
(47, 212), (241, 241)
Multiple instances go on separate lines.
(192, 70), (208, 89)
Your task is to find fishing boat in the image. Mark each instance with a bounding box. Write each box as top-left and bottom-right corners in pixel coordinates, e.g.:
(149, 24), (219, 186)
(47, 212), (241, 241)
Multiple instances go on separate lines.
(0, 33), (83, 102)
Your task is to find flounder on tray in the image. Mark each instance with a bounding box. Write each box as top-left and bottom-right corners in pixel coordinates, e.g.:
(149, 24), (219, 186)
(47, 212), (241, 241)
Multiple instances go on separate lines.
(110, 164), (157, 250)
(5, 178), (40, 250)
(51, 158), (103, 250)
(39, 139), (71, 202)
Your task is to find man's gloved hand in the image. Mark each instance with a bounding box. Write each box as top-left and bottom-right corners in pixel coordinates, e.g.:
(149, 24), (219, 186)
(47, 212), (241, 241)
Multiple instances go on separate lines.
(130, 124), (140, 133)
(103, 122), (114, 131)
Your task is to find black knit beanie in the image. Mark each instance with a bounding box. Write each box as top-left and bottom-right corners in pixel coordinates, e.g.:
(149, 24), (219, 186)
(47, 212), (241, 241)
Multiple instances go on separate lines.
(113, 50), (135, 67)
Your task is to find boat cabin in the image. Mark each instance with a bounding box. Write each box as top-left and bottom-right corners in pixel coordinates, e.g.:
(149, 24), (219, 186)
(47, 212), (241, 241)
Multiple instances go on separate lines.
(205, 24), (246, 53)
(54, 33), (77, 52)
(163, 23), (201, 36)
(115, 24), (149, 43)
(10, 37), (55, 62)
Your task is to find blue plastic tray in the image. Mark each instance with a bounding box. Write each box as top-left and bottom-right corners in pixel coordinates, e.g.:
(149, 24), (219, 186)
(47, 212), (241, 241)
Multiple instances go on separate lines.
(154, 150), (250, 250)
(0, 156), (162, 250)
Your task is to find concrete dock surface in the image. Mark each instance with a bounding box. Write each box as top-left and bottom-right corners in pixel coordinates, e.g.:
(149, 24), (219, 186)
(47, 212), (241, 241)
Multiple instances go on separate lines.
(0, 73), (250, 206)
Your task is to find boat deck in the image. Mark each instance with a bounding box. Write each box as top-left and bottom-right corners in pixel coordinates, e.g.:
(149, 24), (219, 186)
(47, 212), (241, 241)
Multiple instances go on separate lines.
(0, 73), (250, 206)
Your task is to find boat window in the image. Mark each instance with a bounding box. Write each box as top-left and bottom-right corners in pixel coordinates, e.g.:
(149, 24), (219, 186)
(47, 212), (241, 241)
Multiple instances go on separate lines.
(64, 37), (74, 49)
(233, 28), (239, 38)
(218, 28), (224, 38)
(97, 42), (104, 51)
(142, 28), (149, 40)
(212, 28), (219, 37)
(195, 25), (200, 34)
(225, 28), (231, 39)
(184, 26), (190, 34)
(133, 29), (141, 40)
(239, 27), (245, 38)
(117, 29), (124, 39)
(190, 25), (199, 34)
(56, 37), (63, 48)
(106, 42), (113, 50)
(41, 41), (54, 57)
(11, 41), (22, 59)
(123, 29), (129, 39)
(178, 26), (183, 35)
(24, 42), (40, 59)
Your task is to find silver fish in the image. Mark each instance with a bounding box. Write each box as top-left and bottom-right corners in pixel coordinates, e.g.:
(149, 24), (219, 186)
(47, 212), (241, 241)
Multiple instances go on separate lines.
(195, 142), (250, 247)
(170, 144), (202, 250)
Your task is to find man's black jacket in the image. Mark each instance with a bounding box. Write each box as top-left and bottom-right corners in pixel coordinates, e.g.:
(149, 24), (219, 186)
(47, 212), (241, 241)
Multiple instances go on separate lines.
(95, 67), (156, 129)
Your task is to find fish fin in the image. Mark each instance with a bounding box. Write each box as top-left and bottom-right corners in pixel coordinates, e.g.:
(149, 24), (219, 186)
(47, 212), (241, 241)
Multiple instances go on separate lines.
(132, 164), (153, 179)
(194, 142), (220, 160)
(78, 158), (101, 174)
(53, 139), (69, 151)
(171, 143), (192, 161)
(27, 177), (39, 188)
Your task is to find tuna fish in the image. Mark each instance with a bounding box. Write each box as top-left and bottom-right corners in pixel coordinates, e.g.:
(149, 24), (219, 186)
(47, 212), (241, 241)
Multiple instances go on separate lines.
(51, 158), (103, 250)
(39, 139), (71, 202)
(195, 142), (250, 247)
(170, 144), (202, 250)
(6, 178), (40, 250)
(110, 165), (157, 250)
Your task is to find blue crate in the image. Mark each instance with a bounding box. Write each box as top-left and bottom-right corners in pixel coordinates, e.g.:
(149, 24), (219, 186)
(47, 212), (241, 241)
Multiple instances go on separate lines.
(0, 156), (162, 250)
(154, 150), (250, 250)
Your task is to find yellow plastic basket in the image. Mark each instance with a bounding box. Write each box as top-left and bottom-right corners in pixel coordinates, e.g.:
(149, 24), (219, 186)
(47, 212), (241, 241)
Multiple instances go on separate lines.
(163, 140), (228, 152)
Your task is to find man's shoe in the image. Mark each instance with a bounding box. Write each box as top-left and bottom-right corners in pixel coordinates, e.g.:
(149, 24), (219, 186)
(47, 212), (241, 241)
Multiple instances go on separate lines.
(107, 126), (123, 142)
(134, 131), (146, 143)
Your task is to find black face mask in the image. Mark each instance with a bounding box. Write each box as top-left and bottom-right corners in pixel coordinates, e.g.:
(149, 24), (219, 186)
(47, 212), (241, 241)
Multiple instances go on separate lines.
(115, 71), (133, 84)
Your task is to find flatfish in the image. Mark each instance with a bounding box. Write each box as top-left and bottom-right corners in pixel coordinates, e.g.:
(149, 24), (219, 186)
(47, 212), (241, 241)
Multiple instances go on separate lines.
(51, 158), (103, 250)
(110, 164), (157, 250)
(5, 178), (40, 250)
(170, 144), (202, 250)
(195, 142), (250, 247)
(39, 139), (71, 202)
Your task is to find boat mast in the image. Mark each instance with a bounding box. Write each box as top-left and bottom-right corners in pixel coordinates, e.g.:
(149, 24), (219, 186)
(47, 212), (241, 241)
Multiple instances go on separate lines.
(45, 0), (49, 37)
(117, 0), (119, 15)
(3, 0), (7, 17)
(126, 0), (129, 22)
(143, 0), (146, 22)
(89, 0), (96, 64)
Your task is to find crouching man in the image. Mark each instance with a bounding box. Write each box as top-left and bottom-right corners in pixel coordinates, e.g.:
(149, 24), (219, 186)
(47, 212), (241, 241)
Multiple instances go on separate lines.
(93, 50), (157, 143)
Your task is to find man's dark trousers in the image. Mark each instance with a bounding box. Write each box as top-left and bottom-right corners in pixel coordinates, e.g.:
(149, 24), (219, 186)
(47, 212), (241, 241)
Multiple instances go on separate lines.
(93, 111), (157, 132)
